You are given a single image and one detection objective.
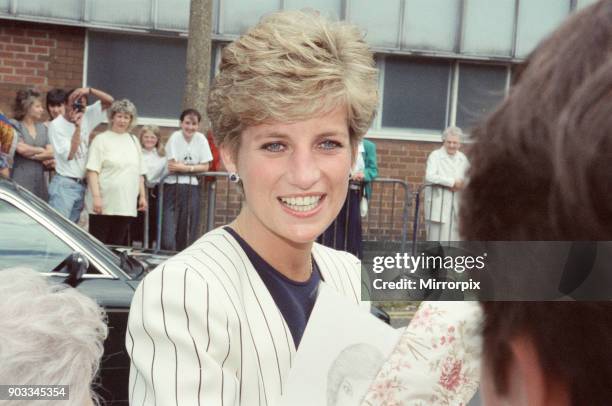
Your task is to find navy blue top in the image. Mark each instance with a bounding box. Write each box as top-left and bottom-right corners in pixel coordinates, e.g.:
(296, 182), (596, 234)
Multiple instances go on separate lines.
(224, 227), (321, 348)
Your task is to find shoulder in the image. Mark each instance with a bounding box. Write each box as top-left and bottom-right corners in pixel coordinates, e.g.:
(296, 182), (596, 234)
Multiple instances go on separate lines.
(313, 243), (360, 275)
(162, 227), (246, 279)
(363, 139), (376, 150)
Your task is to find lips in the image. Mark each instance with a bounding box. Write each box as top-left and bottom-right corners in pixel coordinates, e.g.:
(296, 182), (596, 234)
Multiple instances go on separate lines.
(278, 195), (323, 212)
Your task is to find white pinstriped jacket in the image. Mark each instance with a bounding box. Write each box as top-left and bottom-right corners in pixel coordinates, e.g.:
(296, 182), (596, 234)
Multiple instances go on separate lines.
(126, 227), (365, 406)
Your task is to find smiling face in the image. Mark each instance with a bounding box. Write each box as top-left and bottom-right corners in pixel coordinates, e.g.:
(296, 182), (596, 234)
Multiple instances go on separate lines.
(180, 114), (200, 138)
(222, 106), (353, 245)
(110, 112), (132, 134)
(26, 99), (45, 121)
(443, 133), (461, 155)
(141, 130), (158, 151)
(47, 103), (65, 119)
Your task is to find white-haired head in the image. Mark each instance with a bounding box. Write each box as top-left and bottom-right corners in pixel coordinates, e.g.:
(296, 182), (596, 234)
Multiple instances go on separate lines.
(0, 269), (108, 406)
(442, 126), (464, 142)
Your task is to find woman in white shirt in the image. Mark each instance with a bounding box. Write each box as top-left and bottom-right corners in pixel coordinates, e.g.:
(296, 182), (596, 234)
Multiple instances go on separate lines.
(129, 125), (167, 248)
(86, 99), (147, 245)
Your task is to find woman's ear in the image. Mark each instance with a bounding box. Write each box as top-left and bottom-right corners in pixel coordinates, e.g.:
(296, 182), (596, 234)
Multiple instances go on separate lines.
(219, 142), (238, 174)
(507, 335), (570, 406)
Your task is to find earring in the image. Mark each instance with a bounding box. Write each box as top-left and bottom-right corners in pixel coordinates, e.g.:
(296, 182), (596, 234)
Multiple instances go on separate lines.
(229, 172), (241, 183)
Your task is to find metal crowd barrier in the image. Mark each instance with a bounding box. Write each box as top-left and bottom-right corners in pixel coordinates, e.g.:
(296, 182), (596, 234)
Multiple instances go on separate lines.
(361, 178), (412, 253)
(411, 183), (460, 250)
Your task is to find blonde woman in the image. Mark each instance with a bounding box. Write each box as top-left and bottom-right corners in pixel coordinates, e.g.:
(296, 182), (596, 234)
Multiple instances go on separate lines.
(129, 125), (167, 247)
(127, 11), (378, 405)
(86, 99), (147, 245)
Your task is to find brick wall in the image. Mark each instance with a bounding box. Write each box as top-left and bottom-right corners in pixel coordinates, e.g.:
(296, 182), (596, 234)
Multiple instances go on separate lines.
(0, 19), (85, 115)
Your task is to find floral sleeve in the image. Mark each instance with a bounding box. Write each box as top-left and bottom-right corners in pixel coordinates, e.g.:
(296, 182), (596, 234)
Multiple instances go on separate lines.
(361, 302), (482, 406)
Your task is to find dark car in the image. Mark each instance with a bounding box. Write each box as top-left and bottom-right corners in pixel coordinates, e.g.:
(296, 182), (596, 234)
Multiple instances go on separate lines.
(0, 178), (171, 405)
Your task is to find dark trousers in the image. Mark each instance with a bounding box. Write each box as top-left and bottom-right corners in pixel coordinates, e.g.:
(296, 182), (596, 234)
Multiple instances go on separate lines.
(90, 214), (132, 245)
(319, 181), (363, 259)
(162, 183), (200, 251)
(128, 186), (159, 248)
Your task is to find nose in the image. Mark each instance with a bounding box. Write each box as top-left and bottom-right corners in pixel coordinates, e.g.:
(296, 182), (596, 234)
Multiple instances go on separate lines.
(287, 146), (321, 190)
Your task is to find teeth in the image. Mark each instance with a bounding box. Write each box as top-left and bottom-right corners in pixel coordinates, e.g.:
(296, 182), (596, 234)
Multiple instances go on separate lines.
(280, 195), (321, 211)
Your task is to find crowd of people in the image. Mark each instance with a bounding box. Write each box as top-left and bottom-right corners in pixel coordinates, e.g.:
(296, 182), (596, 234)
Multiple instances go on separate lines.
(0, 87), (213, 250)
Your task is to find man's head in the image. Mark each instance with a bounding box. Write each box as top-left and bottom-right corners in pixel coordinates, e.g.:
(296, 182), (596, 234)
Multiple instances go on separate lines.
(458, 1), (612, 405)
(480, 302), (612, 406)
(441, 126), (463, 156)
(46, 88), (66, 119)
(65, 88), (88, 121)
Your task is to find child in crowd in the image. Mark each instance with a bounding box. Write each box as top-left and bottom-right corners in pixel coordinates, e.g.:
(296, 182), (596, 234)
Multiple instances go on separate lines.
(129, 125), (167, 248)
(161, 109), (212, 251)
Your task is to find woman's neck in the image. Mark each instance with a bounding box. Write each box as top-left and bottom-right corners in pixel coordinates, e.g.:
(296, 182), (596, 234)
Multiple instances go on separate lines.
(231, 209), (313, 282)
(22, 116), (36, 126)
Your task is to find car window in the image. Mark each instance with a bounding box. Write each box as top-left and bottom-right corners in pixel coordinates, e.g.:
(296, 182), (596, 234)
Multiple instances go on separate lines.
(0, 199), (73, 273)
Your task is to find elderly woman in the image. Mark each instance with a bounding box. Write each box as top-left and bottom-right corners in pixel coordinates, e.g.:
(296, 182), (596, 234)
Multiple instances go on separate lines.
(0, 269), (107, 406)
(86, 99), (147, 245)
(424, 125), (469, 241)
(127, 11), (378, 406)
(129, 124), (167, 248)
(11, 88), (54, 200)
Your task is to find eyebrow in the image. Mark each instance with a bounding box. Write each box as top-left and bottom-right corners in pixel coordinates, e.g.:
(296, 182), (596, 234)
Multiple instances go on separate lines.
(254, 130), (348, 141)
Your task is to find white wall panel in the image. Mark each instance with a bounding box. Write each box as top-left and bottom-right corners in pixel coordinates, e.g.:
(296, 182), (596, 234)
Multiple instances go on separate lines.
(283, 0), (341, 20)
(156, 0), (190, 30)
(219, 0), (280, 35)
(403, 0), (459, 52)
(90, 0), (151, 27)
(462, 0), (515, 56)
(516, 0), (570, 57)
(17, 0), (82, 20)
(348, 0), (400, 48)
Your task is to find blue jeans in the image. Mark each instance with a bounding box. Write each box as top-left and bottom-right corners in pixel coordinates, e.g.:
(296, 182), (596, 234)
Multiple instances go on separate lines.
(48, 174), (86, 223)
(161, 184), (200, 251)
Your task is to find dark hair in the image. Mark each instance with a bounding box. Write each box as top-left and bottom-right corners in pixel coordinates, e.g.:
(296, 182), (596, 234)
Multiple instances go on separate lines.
(462, 2), (612, 405)
(13, 88), (42, 121)
(180, 108), (201, 123)
(460, 0), (612, 241)
(46, 88), (66, 109)
(482, 302), (612, 405)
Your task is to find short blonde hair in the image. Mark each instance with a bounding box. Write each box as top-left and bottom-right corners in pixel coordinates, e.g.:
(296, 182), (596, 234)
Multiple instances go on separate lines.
(207, 10), (379, 154)
(139, 124), (165, 156)
(107, 99), (138, 131)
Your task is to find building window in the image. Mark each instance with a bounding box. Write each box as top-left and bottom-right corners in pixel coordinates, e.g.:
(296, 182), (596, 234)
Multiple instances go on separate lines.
(87, 31), (187, 119)
(381, 57), (451, 131)
(456, 63), (507, 130)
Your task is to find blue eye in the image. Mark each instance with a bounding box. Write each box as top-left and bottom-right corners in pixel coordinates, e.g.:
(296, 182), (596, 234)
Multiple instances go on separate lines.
(319, 140), (342, 150)
(262, 142), (285, 152)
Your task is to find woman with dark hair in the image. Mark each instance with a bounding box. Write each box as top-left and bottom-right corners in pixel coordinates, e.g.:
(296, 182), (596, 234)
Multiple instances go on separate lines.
(11, 88), (54, 200)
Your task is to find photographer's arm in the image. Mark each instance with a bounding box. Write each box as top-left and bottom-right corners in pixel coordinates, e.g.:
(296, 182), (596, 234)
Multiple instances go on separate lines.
(67, 123), (81, 161)
(88, 87), (114, 110)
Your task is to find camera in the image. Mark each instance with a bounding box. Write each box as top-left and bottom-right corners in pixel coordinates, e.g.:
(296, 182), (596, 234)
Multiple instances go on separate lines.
(72, 101), (85, 113)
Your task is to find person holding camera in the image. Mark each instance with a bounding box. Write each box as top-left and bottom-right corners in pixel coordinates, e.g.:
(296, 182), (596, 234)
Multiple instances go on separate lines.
(48, 87), (113, 222)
